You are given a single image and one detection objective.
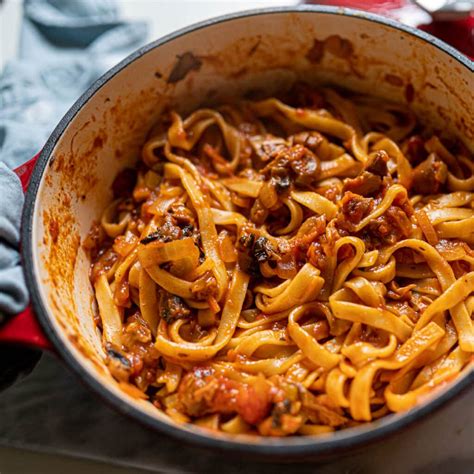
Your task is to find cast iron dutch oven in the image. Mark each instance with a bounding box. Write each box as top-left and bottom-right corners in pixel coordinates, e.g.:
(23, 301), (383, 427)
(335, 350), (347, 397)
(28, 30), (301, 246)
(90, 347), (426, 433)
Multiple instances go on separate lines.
(1, 6), (473, 459)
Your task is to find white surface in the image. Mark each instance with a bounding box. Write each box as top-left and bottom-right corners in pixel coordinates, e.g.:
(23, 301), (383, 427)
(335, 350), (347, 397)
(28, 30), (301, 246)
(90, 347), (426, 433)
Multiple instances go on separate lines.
(119, 0), (298, 41)
(0, 0), (23, 70)
(0, 0), (298, 71)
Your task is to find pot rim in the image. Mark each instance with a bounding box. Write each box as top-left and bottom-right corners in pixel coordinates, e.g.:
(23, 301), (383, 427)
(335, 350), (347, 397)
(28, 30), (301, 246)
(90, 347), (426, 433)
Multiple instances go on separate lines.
(21, 5), (474, 457)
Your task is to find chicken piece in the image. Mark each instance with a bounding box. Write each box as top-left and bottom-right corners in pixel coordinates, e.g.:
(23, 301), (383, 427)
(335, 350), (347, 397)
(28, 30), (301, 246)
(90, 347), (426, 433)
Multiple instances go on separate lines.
(301, 391), (348, 427)
(342, 171), (382, 196)
(365, 150), (389, 176)
(289, 145), (320, 185)
(366, 205), (413, 246)
(405, 135), (428, 165)
(263, 144), (320, 186)
(342, 150), (390, 196)
(178, 369), (272, 425)
(159, 292), (190, 323)
(290, 131), (325, 154)
(190, 271), (218, 300)
(340, 192), (374, 226)
(411, 154), (448, 194)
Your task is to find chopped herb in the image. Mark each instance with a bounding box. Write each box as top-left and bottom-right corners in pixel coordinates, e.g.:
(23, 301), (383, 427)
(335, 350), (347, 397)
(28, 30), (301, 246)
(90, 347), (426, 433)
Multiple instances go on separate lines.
(271, 399), (292, 428)
(107, 349), (131, 367)
(247, 259), (261, 278)
(239, 233), (255, 249)
(140, 231), (172, 244)
(252, 237), (274, 263)
(273, 175), (291, 193)
(181, 224), (194, 236)
(160, 293), (190, 323)
(161, 308), (172, 323)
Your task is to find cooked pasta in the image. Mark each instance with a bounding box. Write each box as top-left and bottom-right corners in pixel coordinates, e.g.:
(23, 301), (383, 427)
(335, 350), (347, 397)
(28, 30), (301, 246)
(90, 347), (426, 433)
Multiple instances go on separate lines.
(85, 83), (474, 436)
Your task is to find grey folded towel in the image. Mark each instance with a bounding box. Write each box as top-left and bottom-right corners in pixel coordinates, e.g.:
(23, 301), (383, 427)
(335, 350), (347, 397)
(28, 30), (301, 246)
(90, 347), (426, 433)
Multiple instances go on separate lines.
(0, 0), (147, 320)
(0, 163), (28, 321)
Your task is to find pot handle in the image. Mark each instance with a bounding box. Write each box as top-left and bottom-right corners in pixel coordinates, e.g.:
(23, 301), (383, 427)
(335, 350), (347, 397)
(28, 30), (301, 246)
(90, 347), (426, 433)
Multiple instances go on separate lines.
(0, 307), (52, 350)
(0, 154), (53, 351)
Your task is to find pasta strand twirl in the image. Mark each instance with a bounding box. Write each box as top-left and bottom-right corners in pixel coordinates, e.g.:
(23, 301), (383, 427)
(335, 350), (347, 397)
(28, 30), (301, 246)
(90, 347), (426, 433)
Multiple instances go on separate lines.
(88, 83), (473, 437)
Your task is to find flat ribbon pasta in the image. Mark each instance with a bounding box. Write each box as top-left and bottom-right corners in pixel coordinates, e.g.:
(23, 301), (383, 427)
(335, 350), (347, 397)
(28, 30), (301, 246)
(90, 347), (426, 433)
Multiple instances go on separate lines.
(89, 83), (473, 437)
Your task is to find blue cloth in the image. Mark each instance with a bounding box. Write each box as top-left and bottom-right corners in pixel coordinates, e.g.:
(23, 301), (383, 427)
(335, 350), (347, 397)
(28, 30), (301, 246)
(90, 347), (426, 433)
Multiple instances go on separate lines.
(0, 0), (148, 320)
(0, 164), (28, 319)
